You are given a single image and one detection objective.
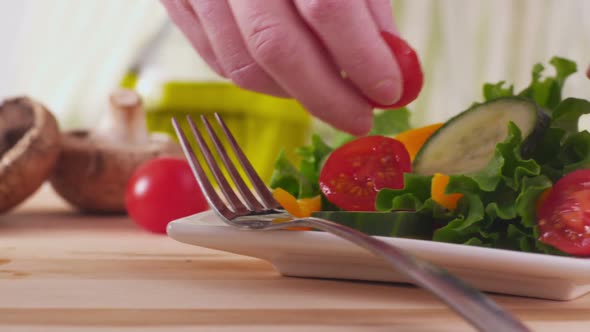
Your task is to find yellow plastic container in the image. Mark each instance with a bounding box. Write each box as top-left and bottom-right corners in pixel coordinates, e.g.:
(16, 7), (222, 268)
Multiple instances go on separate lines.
(144, 81), (311, 181)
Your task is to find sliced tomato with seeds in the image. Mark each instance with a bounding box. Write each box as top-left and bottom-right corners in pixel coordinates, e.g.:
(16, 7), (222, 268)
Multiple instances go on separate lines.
(537, 169), (590, 256)
(319, 136), (411, 211)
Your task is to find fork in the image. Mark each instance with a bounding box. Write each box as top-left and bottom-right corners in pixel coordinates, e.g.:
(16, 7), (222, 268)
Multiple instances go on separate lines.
(171, 113), (531, 332)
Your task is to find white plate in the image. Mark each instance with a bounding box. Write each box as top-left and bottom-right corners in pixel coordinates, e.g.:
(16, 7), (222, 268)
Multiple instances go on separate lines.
(167, 210), (590, 301)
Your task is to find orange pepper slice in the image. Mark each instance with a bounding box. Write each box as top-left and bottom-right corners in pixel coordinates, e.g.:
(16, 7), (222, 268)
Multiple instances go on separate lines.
(272, 188), (301, 216)
(395, 123), (443, 160)
(431, 173), (463, 211)
(297, 196), (322, 218)
(272, 188), (322, 230)
(272, 188), (321, 218)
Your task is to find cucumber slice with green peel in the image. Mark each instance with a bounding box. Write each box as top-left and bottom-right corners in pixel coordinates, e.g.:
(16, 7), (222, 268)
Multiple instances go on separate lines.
(413, 97), (549, 175)
(311, 211), (433, 239)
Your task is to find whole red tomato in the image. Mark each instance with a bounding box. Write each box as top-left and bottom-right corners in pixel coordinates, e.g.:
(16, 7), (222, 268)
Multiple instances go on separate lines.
(319, 136), (411, 211)
(370, 31), (424, 109)
(537, 169), (590, 256)
(125, 157), (209, 234)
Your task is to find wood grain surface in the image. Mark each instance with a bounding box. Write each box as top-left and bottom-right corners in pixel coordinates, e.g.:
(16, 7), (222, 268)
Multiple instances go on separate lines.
(1, 186), (589, 332)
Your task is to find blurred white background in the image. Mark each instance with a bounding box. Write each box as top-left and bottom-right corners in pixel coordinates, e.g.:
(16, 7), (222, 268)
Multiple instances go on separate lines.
(0, 0), (171, 128)
(0, 0), (589, 130)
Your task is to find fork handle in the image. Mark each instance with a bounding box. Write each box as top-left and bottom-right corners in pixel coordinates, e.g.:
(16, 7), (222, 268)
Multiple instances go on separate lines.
(275, 217), (531, 332)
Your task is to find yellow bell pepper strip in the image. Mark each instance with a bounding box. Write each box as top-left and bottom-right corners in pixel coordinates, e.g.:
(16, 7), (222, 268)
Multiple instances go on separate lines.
(272, 188), (321, 217)
(395, 123), (443, 160)
(431, 173), (463, 211)
(296, 196), (322, 218)
(272, 188), (300, 216)
(272, 188), (322, 230)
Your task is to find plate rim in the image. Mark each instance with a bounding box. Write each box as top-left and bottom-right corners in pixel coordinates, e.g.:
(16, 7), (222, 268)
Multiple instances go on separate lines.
(167, 210), (590, 282)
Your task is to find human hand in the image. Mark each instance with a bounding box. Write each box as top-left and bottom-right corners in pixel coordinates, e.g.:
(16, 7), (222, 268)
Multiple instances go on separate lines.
(161, 0), (413, 135)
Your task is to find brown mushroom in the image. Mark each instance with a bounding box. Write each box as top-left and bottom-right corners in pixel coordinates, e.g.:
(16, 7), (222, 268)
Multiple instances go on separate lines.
(0, 97), (61, 213)
(49, 89), (181, 214)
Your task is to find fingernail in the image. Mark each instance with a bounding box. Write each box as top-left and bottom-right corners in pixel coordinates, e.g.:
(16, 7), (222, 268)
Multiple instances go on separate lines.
(372, 79), (402, 106)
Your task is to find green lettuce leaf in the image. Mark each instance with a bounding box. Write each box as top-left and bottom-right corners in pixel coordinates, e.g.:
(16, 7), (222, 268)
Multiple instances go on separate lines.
(551, 98), (590, 136)
(531, 127), (565, 167)
(498, 123), (541, 190)
(332, 108), (411, 146)
(517, 57), (577, 110)
(559, 130), (590, 173)
(268, 150), (316, 199)
(269, 134), (333, 199)
(469, 123), (531, 191)
(482, 56), (577, 111)
(296, 134), (333, 189)
(515, 175), (552, 227)
(483, 81), (514, 101)
(376, 173), (433, 211)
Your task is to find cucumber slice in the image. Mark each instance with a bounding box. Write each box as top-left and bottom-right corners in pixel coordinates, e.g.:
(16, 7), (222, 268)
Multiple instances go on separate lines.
(413, 97), (549, 175)
(311, 211), (432, 239)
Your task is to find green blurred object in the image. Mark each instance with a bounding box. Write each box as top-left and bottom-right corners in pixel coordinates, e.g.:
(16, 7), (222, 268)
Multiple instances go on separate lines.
(119, 21), (311, 181)
(144, 82), (310, 181)
(120, 72), (138, 89)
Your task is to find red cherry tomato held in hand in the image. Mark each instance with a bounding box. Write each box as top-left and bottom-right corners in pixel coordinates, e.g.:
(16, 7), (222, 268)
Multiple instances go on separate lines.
(537, 169), (590, 256)
(125, 157), (209, 234)
(319, 136), (411, 211)
(370, 32), (424, 109)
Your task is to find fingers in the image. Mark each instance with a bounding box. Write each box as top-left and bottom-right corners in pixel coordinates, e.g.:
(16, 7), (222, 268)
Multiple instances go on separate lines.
(159, 0), (225, 76)
(188, 0), (289, 97)
(366, 0), (399, 35)
(294, 0), (403, 106)
(162, 0), (405, 134)
(228, 0), (373, 135)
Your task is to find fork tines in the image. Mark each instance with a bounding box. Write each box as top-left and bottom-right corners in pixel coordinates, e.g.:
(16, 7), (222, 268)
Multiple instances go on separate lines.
(171, 114), (281, 218)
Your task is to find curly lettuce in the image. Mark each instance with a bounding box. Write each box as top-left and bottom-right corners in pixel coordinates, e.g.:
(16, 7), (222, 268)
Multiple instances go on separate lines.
(377, 57), (588, 255)
(269, 56), (589, 256)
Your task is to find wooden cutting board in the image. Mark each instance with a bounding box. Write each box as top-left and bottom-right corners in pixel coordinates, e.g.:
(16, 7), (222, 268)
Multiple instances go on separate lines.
(0, 186), (589, 332)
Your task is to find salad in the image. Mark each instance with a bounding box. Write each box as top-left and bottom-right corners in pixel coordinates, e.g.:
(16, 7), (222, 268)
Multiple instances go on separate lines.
(269, 57), (590, 257)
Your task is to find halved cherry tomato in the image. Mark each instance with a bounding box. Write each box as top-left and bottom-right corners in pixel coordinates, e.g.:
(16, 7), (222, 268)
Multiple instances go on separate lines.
(125, 157), (209, 234)
(319, 136), (411, 211)
(370, 32), (424, 109)
(537, 169), (590, 256)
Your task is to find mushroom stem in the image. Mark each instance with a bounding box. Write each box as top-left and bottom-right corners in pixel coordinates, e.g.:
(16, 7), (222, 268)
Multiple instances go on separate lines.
(95, 88), (149, 144)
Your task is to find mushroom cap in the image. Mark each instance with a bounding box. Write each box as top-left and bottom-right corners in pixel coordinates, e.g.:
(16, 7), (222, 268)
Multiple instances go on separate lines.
(0, 97), (61, 213)
(49, 131), (181, 213)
